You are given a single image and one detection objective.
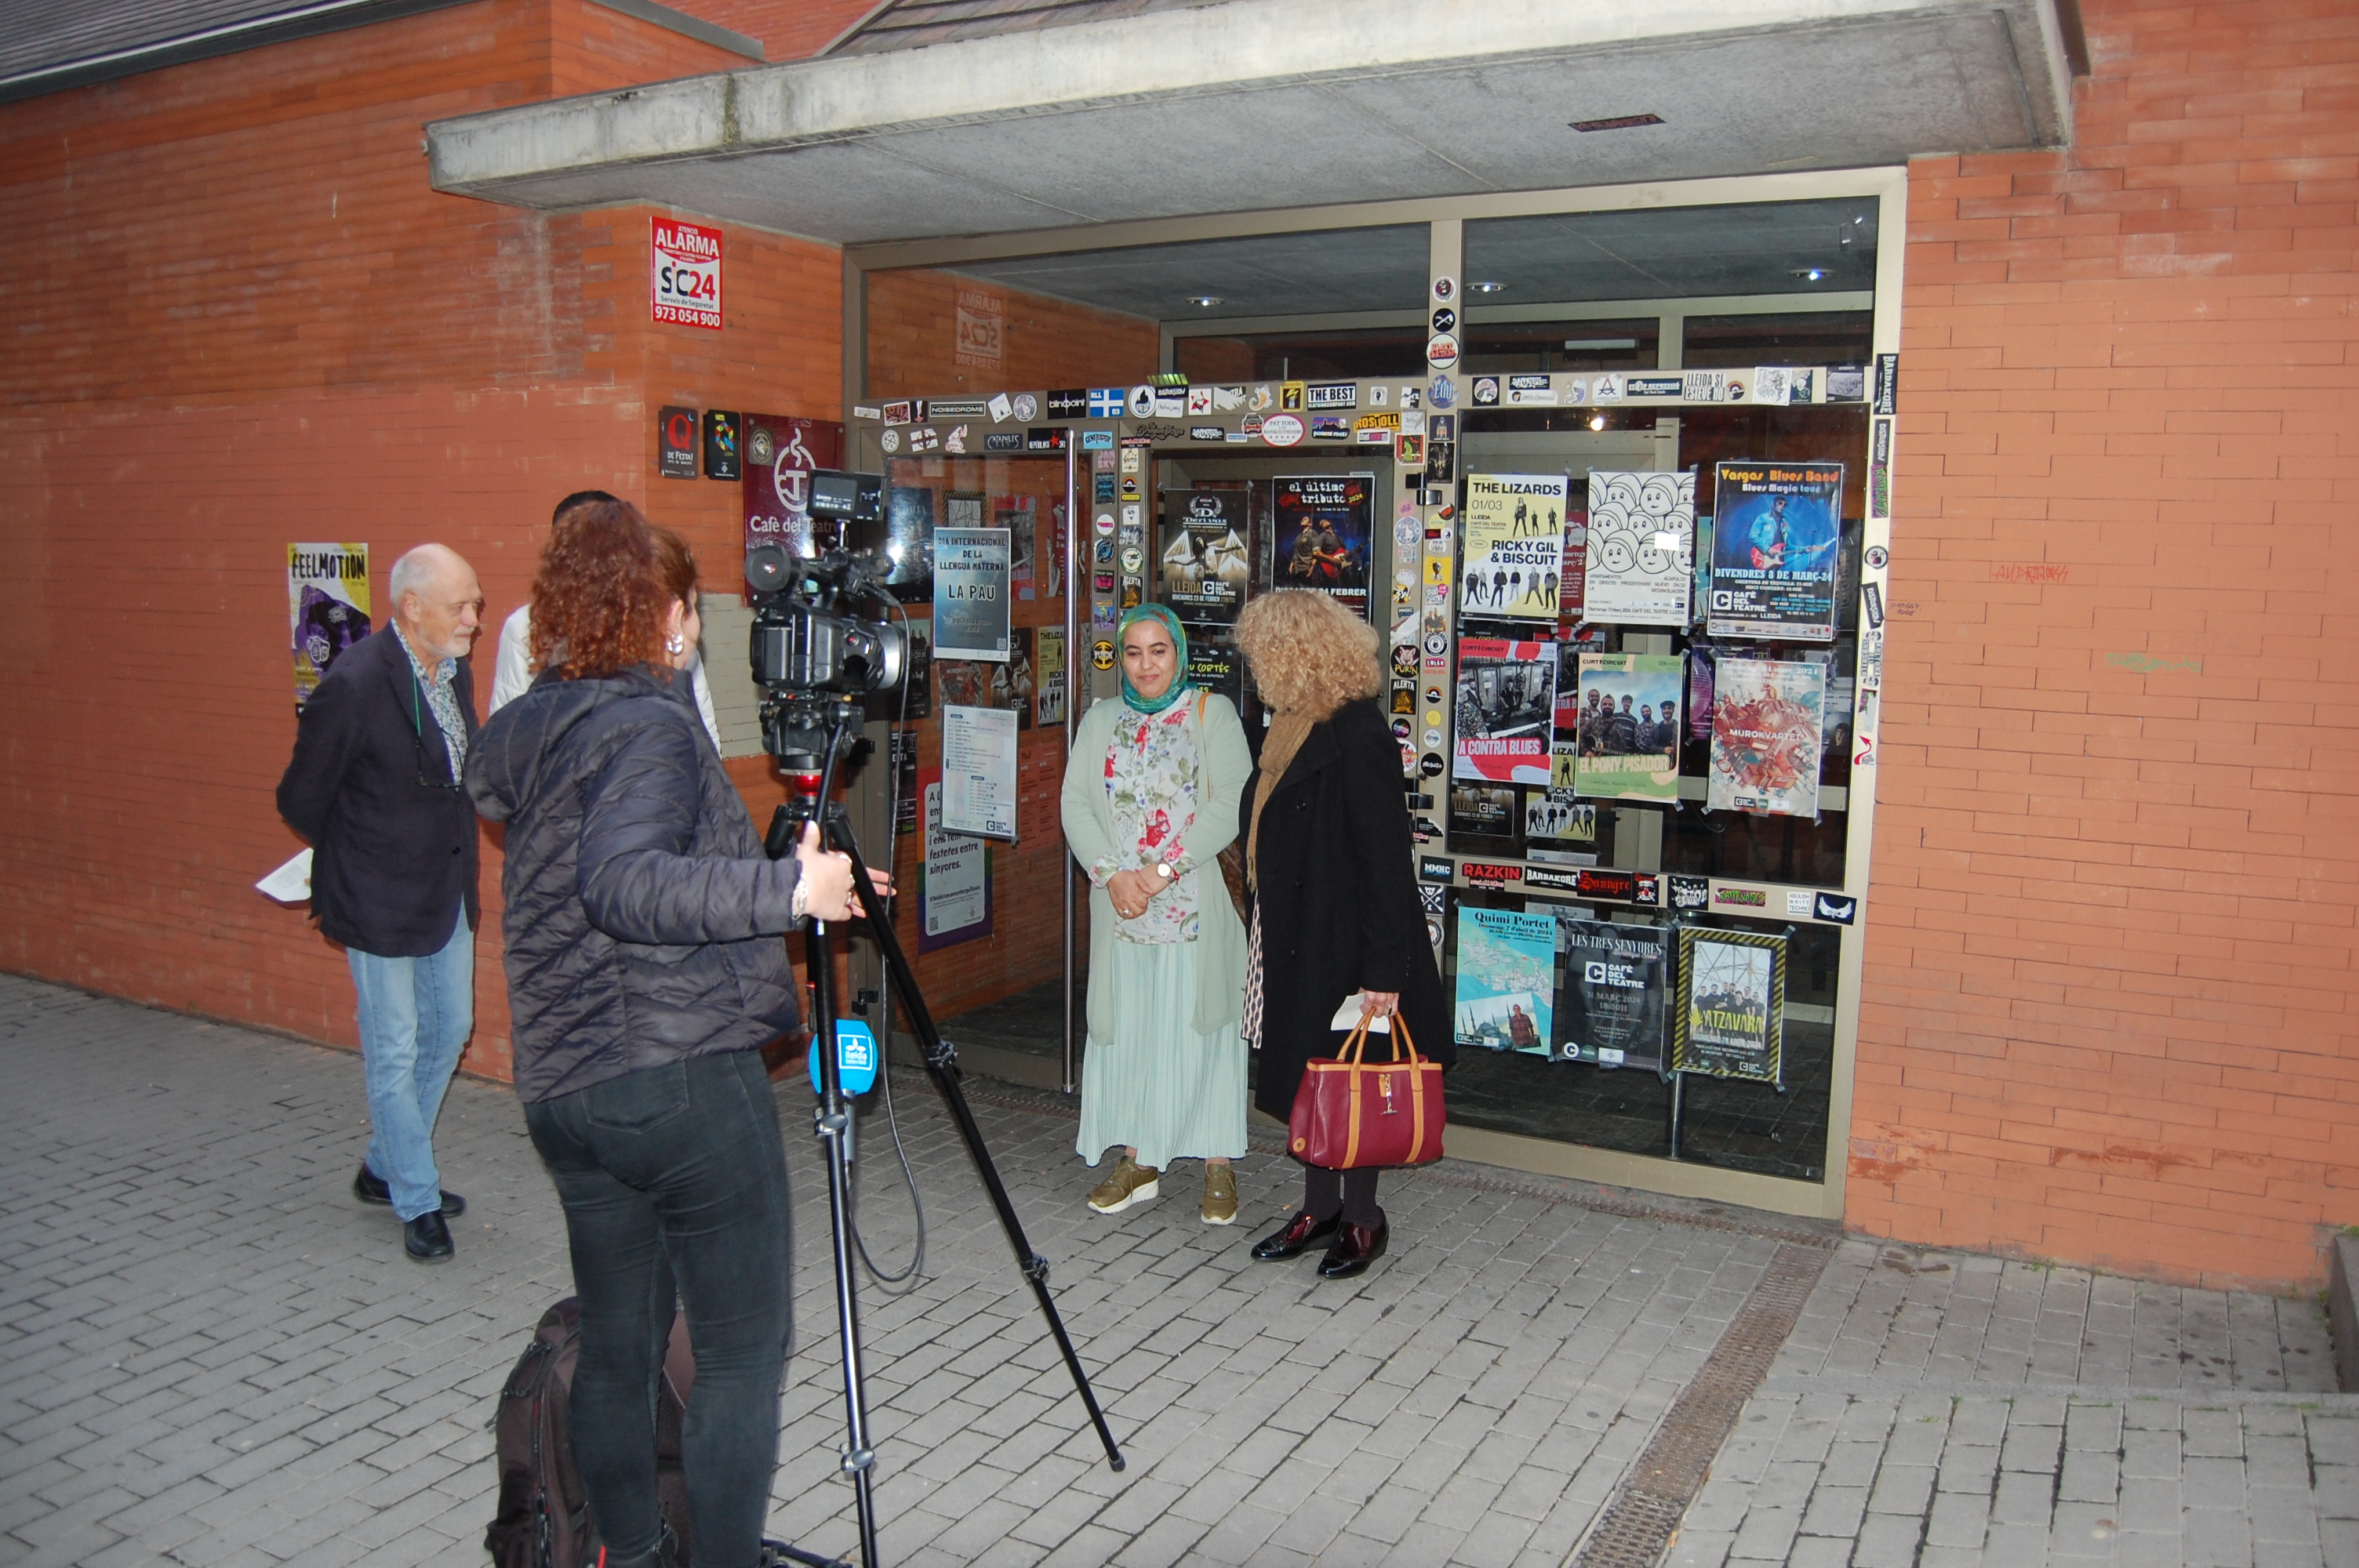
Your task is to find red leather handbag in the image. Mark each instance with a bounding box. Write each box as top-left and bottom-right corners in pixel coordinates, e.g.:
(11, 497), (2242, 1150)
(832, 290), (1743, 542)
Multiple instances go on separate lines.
(1288, 1014), (1445, 1169)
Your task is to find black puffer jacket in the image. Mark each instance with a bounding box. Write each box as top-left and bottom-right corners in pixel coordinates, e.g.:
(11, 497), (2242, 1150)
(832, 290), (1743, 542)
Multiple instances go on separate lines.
(464, 666), (802, 1104)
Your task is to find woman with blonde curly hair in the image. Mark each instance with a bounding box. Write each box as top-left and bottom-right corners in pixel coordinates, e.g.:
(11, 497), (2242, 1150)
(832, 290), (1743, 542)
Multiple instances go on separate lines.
(1233, 589), (1452, 1279)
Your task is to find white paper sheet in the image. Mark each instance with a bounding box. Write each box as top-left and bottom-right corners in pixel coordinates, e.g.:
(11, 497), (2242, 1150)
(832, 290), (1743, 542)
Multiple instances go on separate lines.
(1329, 993), (1392, 1033)
(256, 849), (313, 904)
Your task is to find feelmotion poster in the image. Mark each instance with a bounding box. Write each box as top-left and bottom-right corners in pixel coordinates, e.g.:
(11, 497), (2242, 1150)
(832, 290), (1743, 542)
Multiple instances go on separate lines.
(1273, 474), (1373, 620)
(1708, 461), (1844, 640)
(1452, 905), (1557, 1055)
(289, 543), (371, 710)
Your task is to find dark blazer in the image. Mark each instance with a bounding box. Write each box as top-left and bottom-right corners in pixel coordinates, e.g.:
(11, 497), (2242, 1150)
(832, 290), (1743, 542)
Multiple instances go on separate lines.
(464, 666), (802, 1104)
(276, 627), (480, 956)
(1242, 698), (1452, 1125)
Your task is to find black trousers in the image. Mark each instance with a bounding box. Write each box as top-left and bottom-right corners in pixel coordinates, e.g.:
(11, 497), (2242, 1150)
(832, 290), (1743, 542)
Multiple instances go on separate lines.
(1303, 1164), (1382, 1227)
(525, 1049), (792, 1568)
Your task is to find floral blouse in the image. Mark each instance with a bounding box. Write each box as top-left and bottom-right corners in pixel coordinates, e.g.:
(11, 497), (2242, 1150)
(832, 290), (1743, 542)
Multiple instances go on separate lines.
(1096, 702), (1201, 944)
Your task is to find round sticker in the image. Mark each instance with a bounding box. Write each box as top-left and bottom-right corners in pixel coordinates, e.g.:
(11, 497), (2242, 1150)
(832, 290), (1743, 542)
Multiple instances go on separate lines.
(1866, 546), (1890, 570)
(1090, 640), (1115, 671)
(1431, 307), (1457, 334)
(1426, 335), (1459, 368)
(1428, 376), (1456, 409)
(1095, 539), (1114, 563)
(1095, 511), (1115, 535)
(1471, 376), (1500, 406)
(1426, 917), (1445, 948)
(879, 429), (900, 452)
(1424, 687), (1442, 706)
(1419, 753), (1445, 778)
(1392, 645), (1419, 677)
(1392, 717), (1412, 740)
(1394, 519), (1419, 546)
(1423, 709), (1443, 728)
(1260, 413), (1305, 448)
(1423, 633), (1448, 656)
(1012, 394), (1038, 421)
(748, 427), (775, 465)
(1422, 728), (1443, 750)
(1432, 277), (1456, 302)
(1120, 545), (1143, 572)
(1128, 386), (1155, 418)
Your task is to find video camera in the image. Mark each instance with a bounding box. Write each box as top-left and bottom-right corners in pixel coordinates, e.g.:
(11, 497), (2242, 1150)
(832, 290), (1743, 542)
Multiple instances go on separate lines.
(743, 469), (907, 775)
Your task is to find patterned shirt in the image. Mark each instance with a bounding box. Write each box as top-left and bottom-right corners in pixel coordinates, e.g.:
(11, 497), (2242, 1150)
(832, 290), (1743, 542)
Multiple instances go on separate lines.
(392, 623), (466, 782)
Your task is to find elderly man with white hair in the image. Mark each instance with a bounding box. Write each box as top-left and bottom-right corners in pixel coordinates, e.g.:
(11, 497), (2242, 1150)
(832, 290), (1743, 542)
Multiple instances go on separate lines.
(277, 543), (485, 1263)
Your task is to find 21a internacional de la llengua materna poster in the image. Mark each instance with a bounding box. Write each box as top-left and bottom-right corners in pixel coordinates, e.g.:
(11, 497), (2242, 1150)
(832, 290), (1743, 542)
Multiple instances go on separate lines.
(933, 527), (1012, 662)
(1706, 658), (1826, 818)
(1452, 905), (1558, 1056)
(1708, 461), (1844, 641)
(1452, 638), (1556, 786)
(289, 543), (370, 710)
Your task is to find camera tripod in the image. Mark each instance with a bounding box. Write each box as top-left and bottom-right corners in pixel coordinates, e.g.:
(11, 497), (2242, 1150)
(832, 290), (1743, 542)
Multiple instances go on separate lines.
(760, 713), (1124, 1568)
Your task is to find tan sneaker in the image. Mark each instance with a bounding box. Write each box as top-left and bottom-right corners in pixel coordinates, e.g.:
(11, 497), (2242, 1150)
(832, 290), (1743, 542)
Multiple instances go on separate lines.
(1087, 1156), (1159, 1214)
(1201, 1164), (1238, 1226)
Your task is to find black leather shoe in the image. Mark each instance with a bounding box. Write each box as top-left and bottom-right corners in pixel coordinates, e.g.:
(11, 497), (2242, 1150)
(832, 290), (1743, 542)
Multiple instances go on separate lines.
(1316, 1217), (1389, 1279)
(1251, 1210), (1340, 1261)
(354, 1164), (465, 1217)
(403, 1210), (454, 1263)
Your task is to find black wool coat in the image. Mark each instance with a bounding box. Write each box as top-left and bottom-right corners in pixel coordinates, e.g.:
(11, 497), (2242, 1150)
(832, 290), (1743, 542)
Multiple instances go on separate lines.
(275, 626), (480, 956)
(1242, 698), (1452, 1124)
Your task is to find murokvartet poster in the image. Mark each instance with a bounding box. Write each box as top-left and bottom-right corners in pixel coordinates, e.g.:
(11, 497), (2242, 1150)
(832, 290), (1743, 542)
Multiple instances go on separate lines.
(1708, 461), (1844, 640)
(1706, 658), (1826, 818)
(1459, 474), (1568, 622)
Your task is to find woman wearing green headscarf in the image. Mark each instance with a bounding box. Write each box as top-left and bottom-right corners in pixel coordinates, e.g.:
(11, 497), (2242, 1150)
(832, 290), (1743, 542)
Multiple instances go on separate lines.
(1058, 604), (1253, 1223)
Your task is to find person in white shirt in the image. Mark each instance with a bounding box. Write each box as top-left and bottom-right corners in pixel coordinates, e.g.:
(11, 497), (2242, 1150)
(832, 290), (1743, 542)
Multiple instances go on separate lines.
(489, 492), (722, 751)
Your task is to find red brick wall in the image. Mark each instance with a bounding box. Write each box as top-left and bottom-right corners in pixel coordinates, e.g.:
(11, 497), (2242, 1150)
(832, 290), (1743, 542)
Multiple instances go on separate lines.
(0, 2), (845, 1083)
(866, 267), (1158, 400)
(1854, 0), (2359, 1290)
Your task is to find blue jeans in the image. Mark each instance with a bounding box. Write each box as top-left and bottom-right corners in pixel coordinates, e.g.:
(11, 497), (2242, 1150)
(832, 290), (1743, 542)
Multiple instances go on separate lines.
(346, 911), (474, 1221)
(524, 1050), (793, 1568)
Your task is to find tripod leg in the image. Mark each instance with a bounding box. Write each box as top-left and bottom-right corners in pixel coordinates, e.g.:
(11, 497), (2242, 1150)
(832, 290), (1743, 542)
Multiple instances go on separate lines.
(825, 811), (1126, 1473)
(805, 914), (883, 1567)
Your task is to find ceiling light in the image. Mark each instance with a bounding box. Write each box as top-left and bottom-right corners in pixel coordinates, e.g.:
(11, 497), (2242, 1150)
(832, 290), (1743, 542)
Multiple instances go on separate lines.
(1564, 337), (1637, 350)
(1589, 412), (1607, 432)
(1792, 268), (1828, 281)
(1187, 295), (1223, 308)
(1471, 281), (1507, 294)
(1568, 113), (1664, 132)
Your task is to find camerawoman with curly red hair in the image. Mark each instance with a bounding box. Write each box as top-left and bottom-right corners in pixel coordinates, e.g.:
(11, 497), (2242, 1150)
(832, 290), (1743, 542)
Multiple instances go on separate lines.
(465, 499), (888, 1568)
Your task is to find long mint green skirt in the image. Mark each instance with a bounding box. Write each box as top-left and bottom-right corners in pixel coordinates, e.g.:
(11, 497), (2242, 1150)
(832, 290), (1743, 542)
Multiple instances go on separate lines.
(1077, 934), (1247, 1169)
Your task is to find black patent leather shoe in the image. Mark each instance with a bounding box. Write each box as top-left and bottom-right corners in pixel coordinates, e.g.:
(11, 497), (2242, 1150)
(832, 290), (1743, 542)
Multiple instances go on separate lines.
(354, 1164), (465, 1217)
(1316, 1218), (1390, 1279)
(403, 1210), (454, 1263)
(1251, 1210), (1340, 1261)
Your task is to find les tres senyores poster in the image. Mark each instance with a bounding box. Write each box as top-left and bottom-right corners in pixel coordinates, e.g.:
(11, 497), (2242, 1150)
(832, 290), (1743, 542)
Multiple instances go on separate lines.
(1160, 490), (1251, 626)
(1583, 471), (1695, 626)
(289, 543), (370, 710)
(1452, 639), (1556, 786)
(1571, 652), (1684, 804)
(1707, 658), (1827, 818)
(1452, 906), (1557, 1056)
(1459, 474), (1569, 622)
(1554, 918), (1670, 1069)
(1273, 474), (1374, 619)
(1708, 461), (1845, 640)
(1673, 926), (1787, 1083)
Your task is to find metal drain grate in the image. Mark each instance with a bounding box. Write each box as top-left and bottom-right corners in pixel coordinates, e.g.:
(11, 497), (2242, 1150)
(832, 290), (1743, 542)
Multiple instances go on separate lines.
(1574, 1241), (1830, 1568)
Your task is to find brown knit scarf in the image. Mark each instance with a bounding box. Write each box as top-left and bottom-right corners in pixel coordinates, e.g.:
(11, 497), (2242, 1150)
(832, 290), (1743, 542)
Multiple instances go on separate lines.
(1246, 708), (1318, 888)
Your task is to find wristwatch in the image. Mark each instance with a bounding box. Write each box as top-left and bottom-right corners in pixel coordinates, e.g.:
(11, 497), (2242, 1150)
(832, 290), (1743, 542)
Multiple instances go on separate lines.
(1152, 862), (1174, 883)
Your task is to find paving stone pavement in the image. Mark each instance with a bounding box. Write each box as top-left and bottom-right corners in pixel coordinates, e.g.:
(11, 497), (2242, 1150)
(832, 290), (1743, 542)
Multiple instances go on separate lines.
(1666, 1240), (2359, 1568)
(3, 973), (1810, 1568)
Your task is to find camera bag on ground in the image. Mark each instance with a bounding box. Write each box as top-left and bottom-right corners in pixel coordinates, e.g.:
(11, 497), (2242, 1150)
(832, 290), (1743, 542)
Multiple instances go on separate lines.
(487, 1297), (697, 1568)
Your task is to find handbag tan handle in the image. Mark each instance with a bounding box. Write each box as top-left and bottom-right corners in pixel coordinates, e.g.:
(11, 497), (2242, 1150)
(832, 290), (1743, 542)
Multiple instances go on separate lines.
(1335, 1009), (1422, 1066)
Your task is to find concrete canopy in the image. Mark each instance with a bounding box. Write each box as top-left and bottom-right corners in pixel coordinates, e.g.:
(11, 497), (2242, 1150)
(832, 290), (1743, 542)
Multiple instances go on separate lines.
(425, 0), (2074, 246)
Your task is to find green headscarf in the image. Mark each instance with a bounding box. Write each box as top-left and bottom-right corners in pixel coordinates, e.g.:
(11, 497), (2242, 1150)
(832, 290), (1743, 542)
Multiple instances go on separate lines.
(1118, 604), (1194, 715)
